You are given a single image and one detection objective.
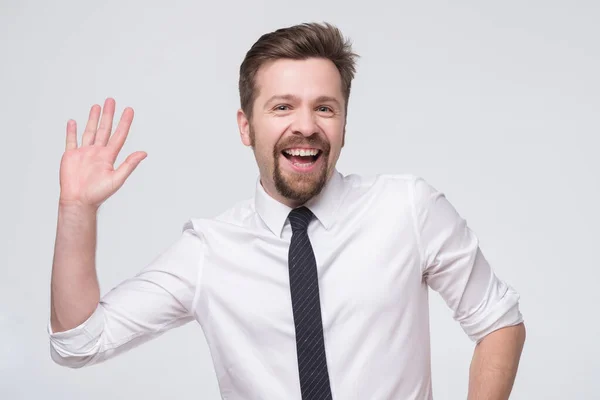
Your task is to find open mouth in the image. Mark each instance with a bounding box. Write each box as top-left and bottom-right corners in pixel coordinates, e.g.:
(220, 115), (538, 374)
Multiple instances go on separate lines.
(281, 148), (323, 170)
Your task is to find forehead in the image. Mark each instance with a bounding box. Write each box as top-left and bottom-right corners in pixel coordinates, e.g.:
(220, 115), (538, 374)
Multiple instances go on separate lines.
(254, 58), (343, 102)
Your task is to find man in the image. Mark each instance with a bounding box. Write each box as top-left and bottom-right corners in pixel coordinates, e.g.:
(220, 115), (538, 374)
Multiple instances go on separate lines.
(49, 22), (526, 399)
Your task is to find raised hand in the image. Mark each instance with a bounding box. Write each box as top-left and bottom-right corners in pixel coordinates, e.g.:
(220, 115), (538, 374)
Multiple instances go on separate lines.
(59, 98), (147, 210)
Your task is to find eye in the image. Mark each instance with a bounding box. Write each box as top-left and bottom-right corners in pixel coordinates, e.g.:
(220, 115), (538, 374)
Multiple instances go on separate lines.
(317, 106), (333, 113)
(274, 104), (290, 111)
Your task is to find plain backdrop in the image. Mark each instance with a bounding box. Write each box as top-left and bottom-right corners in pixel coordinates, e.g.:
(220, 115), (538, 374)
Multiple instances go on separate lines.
(1, 0), (599, 399)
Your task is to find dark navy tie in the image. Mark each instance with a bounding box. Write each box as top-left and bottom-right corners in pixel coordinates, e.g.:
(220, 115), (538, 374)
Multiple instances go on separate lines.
(288, 206), (332, 400)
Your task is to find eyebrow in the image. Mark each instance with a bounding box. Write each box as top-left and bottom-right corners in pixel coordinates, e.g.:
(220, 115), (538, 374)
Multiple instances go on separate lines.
(315, 96), (342, 108)
(264, 94), (342, 108)
(264, 94), (299, 106)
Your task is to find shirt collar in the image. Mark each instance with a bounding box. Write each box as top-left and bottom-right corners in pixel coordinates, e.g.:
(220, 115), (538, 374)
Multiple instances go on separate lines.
(254, 169), (345, 237)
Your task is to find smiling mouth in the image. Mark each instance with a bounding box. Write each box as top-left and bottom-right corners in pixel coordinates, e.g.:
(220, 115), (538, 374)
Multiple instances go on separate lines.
(281, 148), (323, 168)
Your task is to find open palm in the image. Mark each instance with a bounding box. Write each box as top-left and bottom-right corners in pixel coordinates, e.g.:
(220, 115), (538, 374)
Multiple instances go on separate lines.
(59, 98), (147, 209)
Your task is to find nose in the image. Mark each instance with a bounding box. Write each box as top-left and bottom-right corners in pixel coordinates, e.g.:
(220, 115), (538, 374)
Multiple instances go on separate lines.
(290, 107), (318, 137)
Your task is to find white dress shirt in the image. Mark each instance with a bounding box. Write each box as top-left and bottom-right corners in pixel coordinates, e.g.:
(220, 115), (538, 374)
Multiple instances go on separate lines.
(48, 170), (523, 399)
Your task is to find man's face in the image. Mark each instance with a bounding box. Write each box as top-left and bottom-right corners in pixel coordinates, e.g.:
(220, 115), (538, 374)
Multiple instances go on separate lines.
(237, 58), (346, 207)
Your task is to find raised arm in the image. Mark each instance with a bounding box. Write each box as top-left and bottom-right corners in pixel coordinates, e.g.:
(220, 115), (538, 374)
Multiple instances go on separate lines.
(49, 99), (202, 369)
(51, 98), (147, 333)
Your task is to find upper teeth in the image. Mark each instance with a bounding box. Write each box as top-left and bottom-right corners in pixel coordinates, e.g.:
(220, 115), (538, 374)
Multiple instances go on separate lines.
(284, 149), (319, 156)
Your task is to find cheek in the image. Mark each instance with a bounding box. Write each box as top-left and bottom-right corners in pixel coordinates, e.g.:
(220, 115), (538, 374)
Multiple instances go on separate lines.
(324, 123), (345, 149)
(253, 130), (280, 162)
(255, 119), (288, 143)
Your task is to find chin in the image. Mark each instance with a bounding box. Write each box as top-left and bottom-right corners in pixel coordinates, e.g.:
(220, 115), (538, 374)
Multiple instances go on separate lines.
(275, 168), (328, 204)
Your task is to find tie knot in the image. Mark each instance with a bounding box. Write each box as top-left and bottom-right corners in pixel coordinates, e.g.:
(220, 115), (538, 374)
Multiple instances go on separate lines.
(288, 206), (314, 233)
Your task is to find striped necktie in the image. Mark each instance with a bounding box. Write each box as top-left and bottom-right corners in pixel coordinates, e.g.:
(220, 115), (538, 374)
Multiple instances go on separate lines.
(287, 206), (332, 400)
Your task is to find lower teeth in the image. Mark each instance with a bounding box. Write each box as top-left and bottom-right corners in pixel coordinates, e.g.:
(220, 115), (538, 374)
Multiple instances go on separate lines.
(293, 162), (314, 168)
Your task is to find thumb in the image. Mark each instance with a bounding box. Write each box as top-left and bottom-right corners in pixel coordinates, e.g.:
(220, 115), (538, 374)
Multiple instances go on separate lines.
(112, 151), (147, 190)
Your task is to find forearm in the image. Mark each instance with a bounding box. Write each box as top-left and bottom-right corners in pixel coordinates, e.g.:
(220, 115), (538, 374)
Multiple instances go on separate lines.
(468, 323), (526, 400)
(50, 203), (101, 333)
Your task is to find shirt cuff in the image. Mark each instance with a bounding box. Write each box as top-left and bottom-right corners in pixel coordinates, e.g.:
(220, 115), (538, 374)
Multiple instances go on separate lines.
(48, 305), (105, 361)
(461, 284), (524, 343)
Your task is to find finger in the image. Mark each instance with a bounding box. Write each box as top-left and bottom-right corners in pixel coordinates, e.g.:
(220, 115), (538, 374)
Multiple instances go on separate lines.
(65, 119), (78, 151)
(108, 107), (135, 153)
(112, 151), (147, 190)
(82, 104), (101, 146)
(94, 98), (116, 146)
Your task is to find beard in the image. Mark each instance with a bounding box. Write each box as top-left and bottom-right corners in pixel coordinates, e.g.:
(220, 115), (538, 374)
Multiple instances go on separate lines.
(273, 137), (330, 205)
(250, 125), (331, 205)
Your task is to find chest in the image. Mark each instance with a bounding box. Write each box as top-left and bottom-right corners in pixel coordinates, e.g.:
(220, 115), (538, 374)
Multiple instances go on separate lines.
(199, 217), (423, 338)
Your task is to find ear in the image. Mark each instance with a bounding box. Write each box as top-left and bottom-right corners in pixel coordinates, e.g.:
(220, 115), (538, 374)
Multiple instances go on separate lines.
(237, 109), (252, 147)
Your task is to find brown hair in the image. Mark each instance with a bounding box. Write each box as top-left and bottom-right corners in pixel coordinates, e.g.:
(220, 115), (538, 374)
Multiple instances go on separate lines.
(239, 22), (359, 120)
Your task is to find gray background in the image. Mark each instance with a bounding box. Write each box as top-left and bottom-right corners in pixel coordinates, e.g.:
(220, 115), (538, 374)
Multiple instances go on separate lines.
(1, 0), (598, 399)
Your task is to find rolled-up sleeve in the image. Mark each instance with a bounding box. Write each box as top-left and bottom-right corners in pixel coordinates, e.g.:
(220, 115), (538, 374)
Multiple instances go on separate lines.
(48, 223), (204, 367)
(410, 177), (523, 343)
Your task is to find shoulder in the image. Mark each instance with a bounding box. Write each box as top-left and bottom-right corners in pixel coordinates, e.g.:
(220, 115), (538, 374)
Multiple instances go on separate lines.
(341, 171), (432, 200)
(182, 196), (256, 234)
(341, 172), (451, 221)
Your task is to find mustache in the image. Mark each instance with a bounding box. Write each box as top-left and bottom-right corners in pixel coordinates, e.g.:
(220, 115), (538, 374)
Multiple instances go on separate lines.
(274, 135), (331, 155)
